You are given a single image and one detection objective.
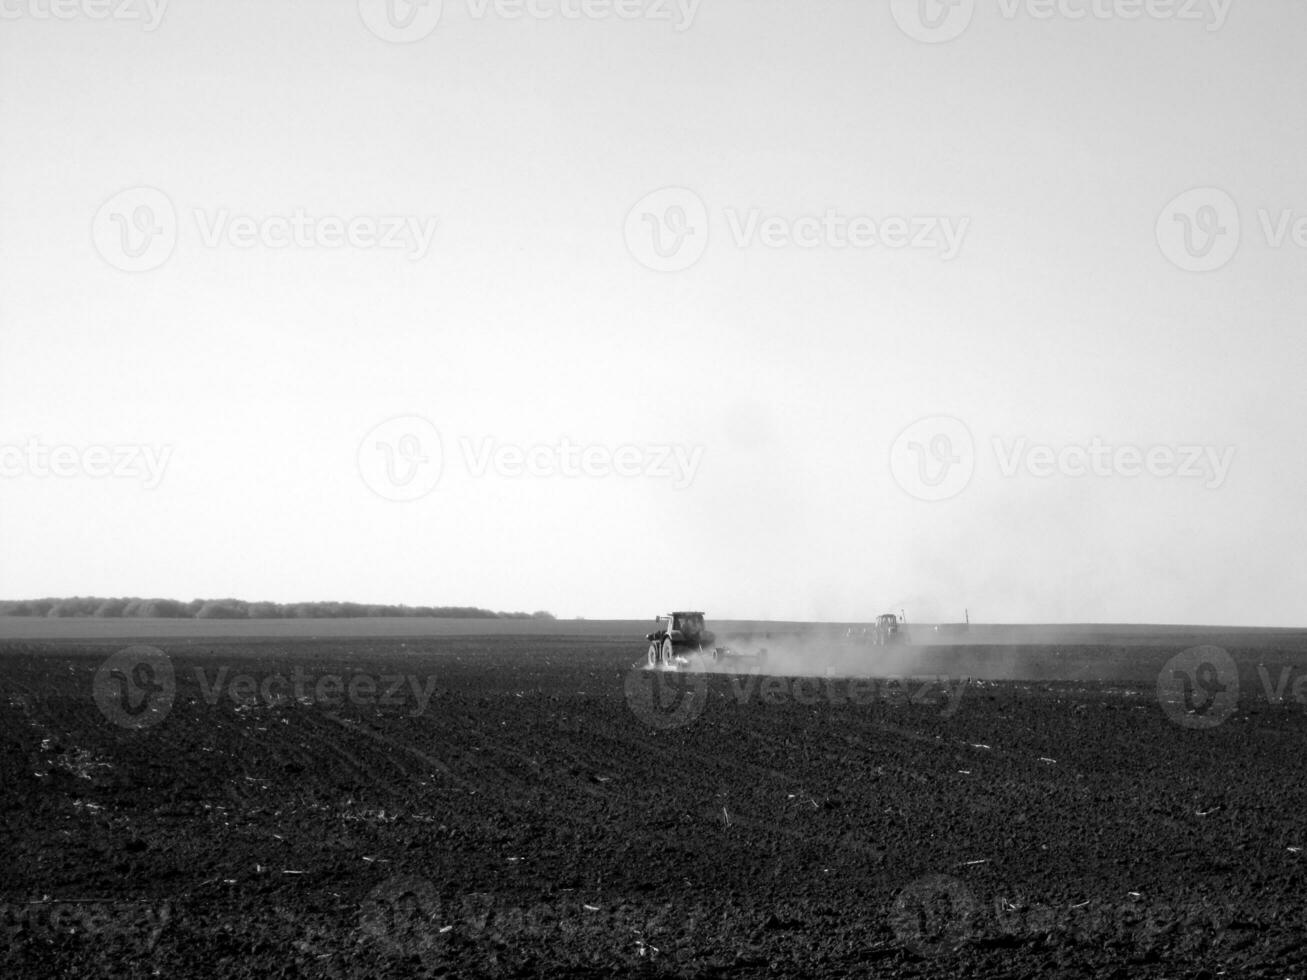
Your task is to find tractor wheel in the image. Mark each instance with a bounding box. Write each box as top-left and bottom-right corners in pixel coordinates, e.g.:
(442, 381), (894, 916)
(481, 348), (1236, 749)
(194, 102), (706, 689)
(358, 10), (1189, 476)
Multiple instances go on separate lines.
(648, 642), (660, 668)
(661, 638), (675, 666)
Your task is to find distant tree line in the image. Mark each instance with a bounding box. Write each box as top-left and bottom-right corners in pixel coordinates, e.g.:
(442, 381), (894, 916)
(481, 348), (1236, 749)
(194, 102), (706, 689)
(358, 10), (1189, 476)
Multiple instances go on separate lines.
(0, 597), (556, 621)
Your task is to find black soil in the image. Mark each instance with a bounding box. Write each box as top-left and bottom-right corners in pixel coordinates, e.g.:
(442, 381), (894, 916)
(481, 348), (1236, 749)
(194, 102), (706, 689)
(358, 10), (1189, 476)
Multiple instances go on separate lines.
(2, 634), (1305, 978)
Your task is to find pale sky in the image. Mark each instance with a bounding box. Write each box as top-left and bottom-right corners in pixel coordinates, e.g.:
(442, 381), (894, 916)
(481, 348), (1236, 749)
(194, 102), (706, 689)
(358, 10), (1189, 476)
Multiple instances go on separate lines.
(1, 0), (1304, 624)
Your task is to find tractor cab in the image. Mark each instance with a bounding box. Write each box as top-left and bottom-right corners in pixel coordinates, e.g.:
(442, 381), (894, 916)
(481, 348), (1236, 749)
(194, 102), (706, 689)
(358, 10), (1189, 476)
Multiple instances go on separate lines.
(672, 611), (706, 643)
(648, 611), (707, 642)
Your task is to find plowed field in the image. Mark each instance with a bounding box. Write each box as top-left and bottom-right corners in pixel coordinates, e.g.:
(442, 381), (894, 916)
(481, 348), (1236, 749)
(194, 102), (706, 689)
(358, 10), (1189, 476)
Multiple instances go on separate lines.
(3, 629), (1306, 978)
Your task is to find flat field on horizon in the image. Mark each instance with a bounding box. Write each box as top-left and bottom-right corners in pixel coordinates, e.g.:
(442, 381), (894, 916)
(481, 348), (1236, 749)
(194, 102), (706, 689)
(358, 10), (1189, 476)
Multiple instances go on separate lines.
(2, 616), (1303, 648)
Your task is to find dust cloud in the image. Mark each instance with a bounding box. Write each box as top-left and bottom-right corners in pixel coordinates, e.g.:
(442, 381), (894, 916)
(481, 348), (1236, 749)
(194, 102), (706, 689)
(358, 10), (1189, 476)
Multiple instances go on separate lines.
(711, 632), (927, 680)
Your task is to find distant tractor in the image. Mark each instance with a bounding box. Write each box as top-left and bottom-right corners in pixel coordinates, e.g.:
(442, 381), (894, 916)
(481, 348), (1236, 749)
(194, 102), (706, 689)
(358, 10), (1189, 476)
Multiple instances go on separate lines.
(645, 611), (766, 668)
(874, 613), (909, 646)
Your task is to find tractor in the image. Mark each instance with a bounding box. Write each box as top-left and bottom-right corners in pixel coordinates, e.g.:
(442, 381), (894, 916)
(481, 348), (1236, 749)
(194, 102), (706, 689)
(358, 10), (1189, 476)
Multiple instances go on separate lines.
(646, 611), (715, 667)
(645, 611), (766, 668)
(873, 612), (909, 645)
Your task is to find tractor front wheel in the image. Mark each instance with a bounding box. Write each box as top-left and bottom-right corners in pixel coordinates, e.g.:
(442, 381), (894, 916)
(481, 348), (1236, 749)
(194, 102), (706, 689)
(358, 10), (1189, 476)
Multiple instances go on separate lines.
(647, 642), (660, 668)
(661, 638), (675, 666)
